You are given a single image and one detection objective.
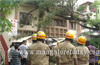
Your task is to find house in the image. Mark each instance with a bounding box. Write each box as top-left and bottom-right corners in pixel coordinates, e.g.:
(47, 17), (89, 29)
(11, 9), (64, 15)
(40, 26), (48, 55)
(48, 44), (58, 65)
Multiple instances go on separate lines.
(80, 1), (100, 39)
(81, 1), (96, 13)
(80, 1), (100, 20)
(80, 1), (96, 20)
(5, 4), (82, 39)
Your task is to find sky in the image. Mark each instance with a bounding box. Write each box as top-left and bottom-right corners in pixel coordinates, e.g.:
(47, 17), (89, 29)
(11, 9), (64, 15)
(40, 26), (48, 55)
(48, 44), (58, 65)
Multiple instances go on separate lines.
(77, 0), (95, 6)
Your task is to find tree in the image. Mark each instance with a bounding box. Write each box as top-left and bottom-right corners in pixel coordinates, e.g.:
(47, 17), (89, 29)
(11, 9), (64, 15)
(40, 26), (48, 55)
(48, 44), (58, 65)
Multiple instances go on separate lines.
(0, 0), (25, 33)
(77, 5), (86, 13)
(90, 38), (100, 49)
(24, 0), (100, 32)
(1, 0), (100, 33)
(90, 0), (100, 19)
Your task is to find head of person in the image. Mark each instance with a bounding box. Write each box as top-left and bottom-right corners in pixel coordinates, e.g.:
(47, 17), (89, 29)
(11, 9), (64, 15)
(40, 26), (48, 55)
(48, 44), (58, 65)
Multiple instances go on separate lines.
(37, 31), (46, 43)
(77, 36), (86, 46)
(32, 33), (37, 43)
(85, 40), (90, 46)
(14, 44), (19, 50)
(57, 41), (60, 45)
(95, 45), (98, 48)
(22, 40), (27, 45)
(65, 32), (74, 43)
(11, 42), (15, 47)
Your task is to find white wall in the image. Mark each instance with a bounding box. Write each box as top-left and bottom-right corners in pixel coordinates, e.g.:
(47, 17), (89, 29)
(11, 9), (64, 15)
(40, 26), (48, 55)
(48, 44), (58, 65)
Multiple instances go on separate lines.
(6, 8), (15, 20)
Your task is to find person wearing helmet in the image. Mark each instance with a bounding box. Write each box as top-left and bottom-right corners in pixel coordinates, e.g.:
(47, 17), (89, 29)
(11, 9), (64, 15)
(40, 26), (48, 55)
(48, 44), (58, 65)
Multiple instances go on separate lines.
(53, 41), (60, 65)
(27, 33), (37, 65)
(76, 36), (89, 65)
(32, 33), (37, 43)
(27, 31), (50, 65)
(58, 32), (78, 65)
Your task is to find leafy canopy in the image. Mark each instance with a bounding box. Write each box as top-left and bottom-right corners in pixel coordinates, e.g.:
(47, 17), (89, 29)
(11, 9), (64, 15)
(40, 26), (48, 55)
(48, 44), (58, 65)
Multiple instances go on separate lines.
(0, 0), (25, 34)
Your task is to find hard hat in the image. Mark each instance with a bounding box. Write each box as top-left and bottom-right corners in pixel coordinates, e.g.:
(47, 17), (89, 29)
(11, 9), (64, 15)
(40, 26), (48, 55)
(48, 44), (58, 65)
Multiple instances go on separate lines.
(37, 31), (46, 39)
(77, 36), (86, 45)
(98, 60), (100, 64)
(65, 32), (74, 39)
(57, 41), (60, 45)
(32, 33), (37, 40)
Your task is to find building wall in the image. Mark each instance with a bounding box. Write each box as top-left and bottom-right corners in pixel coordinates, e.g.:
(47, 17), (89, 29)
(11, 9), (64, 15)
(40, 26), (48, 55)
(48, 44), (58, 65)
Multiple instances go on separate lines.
(5, 4), (81, 39)
(5, 8), (17, 48)
(46, 26), (68, 38)
(69, 30), (77, 38)
(2, 32), (12, 48)
(91, 8), (96, 13)
(18, 5), (39, 32)
(46, 20), (81, 38)
(6, 8), (15, 19)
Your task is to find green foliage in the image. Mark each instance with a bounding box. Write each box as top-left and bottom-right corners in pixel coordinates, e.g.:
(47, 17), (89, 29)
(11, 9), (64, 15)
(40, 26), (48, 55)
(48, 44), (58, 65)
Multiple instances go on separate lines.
(89, 4), (96, 10)
(90, 0), (100, 9)
(88, 13), (93, 16)
(0, 0), (25, 33)
(49, 56), (55, 63)
(26, 0), (79, 32)
(89, 0), (100, 20)
(90, 38), (100, 49)
(0, 18), (13, 33)
(73, 41), (78, 47)
(25, 0), (100, 32)
(77, 5), (86, 12)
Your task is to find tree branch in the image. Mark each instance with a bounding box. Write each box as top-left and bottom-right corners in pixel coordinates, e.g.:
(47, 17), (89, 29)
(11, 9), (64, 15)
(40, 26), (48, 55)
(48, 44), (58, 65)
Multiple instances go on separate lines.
(56, 14), (99, 30)
(27, 8), (38, 14)
(77, 21), (99, 30)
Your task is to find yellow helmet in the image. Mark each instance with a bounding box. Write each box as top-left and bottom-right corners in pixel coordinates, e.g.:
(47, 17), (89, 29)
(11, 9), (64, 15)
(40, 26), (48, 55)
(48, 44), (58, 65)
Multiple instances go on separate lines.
(57, 41), (60, 45)
(37, 31), (46, 39)
(32, 33), (37, 40)
(65, 32), (74, 39)
(77, 36), (86, 45)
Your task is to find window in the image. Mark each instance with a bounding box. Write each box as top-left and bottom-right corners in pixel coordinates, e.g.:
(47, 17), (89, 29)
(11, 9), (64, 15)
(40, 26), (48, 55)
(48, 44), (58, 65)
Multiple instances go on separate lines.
(20, 12), (32, 25)
(52, 19), (65, 27)
(69, 22), (76, 29)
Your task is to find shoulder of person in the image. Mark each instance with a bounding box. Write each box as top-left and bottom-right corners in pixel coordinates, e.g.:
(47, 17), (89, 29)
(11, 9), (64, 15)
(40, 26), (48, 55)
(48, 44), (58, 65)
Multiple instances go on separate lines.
(28, 44), (34, 49)
(76, 46), (79, 49)
(43, 44), (49, 47)
(10, 47), (15, 51)
(70, 43), (75, 48)
(54, 46), (58, 49)
(12, 50), (15, 53)
(84, 46), (90, 51)
(19, 45), (22, 48)
(58, 42), (64, 46)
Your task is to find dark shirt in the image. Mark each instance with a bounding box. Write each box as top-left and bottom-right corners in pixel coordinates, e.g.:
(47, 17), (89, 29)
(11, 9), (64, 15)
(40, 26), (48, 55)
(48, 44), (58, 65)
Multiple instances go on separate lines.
(87, 45), (98, 64)
(12, 50), (21, 65)
(95, 50), (100, 63)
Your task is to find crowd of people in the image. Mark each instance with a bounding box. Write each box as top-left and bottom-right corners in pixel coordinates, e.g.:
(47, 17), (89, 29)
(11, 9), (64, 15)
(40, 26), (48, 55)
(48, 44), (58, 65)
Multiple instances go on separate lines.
(7, 31), (99, 65)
